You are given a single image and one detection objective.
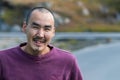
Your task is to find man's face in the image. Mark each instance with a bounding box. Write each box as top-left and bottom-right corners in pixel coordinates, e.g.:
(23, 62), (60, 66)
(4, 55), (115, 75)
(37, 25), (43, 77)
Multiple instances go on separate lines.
(22, 10), (55, 54)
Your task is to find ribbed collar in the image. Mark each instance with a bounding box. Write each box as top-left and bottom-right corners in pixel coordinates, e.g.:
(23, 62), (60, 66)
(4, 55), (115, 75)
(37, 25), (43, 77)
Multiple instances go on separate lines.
(17, 43), (54, 61)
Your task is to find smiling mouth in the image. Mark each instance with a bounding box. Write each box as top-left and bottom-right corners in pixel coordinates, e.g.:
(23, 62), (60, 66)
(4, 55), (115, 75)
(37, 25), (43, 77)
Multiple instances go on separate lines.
(33, 36), (46, 46)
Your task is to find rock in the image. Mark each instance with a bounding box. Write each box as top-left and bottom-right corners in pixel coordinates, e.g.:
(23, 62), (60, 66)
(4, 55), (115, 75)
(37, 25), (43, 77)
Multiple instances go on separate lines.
(77, 1), (90, 16)
(35, 2), (53, 8)
(53, 12), (71, 26)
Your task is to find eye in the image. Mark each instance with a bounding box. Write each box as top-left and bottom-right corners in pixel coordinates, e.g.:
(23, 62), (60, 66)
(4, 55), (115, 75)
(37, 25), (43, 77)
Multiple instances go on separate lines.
(45, 27), (51, 31)
(44, 26), (52, 31)
(30, 22), (40, 29)
(31, 25), (39, 29)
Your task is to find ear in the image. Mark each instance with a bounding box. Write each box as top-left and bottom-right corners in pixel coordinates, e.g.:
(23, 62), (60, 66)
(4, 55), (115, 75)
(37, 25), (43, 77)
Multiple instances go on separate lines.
(22, 21), (27, 33)
(52, 27), (56, 37)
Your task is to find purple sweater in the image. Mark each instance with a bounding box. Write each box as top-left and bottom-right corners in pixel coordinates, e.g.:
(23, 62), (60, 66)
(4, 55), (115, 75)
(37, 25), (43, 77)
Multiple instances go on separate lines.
(0, 43), (82, 80)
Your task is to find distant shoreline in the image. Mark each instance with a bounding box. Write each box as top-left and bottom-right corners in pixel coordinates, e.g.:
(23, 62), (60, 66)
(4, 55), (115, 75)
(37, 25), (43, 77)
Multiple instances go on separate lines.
(0, 32), (120, 51)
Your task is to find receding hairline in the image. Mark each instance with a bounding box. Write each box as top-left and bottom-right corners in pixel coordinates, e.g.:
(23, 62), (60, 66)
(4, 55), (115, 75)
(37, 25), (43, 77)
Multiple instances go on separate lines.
(34, 8), (52, 13)
(25, 7), (54, 24)
(31, 9), (54, 18)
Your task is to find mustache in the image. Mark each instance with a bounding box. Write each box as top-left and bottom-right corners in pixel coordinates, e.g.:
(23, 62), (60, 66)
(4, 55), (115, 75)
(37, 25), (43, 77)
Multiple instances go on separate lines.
(33, 36), (46, 43)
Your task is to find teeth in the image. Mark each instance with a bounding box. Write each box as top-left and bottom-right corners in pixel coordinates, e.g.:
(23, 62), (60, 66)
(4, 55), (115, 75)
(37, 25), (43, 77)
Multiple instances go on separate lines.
(33, 37), (46, 43)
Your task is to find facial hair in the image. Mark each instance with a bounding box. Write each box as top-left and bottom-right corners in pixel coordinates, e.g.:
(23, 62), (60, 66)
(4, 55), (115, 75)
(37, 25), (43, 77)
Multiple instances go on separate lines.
(33, 36), (47, 43)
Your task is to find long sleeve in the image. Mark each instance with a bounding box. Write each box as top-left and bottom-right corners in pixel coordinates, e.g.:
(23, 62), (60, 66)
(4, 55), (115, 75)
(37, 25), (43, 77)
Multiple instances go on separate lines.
(0, 59), (3, 80)
(0, 56), (4, 80)
(69, 58), (83, 80)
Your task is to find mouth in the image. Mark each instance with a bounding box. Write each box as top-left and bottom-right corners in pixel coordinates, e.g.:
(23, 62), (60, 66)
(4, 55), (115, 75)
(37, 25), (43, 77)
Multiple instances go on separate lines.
(33, 36), (46, 46)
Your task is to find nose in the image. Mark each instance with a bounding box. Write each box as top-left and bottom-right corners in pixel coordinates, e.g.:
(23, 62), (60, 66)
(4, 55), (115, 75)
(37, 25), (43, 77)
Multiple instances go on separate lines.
(36, 28), (44, 37)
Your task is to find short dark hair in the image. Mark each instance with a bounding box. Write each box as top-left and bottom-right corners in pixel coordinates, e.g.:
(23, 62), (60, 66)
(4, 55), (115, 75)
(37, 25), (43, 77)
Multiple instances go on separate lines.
(25, 7), (54, 25)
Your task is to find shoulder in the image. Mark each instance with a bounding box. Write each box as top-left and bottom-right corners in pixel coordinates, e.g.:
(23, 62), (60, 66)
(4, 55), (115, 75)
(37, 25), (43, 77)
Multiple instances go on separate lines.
(0, 46), (18, 57)
(53, 47), (76, 62)
(52, 47), (78, 70)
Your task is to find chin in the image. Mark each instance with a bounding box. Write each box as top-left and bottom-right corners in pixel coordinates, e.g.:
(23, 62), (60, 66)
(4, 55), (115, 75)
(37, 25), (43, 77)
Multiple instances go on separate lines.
(32, 44), (46, 52)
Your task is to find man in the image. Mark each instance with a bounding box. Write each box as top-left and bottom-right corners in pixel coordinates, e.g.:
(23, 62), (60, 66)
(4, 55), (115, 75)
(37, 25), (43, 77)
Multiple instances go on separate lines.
(0, 7), (83, 80)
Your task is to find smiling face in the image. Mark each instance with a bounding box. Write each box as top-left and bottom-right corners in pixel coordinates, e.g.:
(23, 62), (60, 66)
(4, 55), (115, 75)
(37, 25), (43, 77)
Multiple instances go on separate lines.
(22, 9), (55, 55)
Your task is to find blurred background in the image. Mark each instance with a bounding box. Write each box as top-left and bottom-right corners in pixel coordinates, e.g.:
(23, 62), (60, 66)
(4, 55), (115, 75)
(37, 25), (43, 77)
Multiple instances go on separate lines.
(1, 0), (120, 50)
(0, 0), (120, 80)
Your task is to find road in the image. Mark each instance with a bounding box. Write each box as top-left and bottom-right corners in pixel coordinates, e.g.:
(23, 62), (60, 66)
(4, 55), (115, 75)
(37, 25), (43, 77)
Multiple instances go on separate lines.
(74, 42), (120, 80)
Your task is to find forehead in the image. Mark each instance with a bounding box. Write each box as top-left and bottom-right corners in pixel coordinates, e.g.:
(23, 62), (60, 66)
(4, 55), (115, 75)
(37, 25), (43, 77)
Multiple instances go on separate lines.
(30, 10), (54, 20)
(29, 10), (54, 25)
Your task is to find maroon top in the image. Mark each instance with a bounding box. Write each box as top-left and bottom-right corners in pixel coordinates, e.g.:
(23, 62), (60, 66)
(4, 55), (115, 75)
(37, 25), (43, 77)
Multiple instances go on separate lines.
(0, 43), (82, 80)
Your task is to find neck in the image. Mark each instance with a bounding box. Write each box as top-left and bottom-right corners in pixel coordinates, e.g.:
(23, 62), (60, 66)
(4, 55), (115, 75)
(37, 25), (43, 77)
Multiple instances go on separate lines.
(21, 45), (50, 56)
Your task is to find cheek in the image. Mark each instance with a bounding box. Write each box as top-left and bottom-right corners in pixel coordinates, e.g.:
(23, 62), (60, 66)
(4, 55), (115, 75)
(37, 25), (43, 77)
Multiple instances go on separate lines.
(45, 32), (54, 40)
(26, 30), (36, 39)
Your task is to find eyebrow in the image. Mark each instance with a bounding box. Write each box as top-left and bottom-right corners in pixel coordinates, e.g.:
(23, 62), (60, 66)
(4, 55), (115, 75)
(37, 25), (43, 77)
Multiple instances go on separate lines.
(32, 22), (40, 26)
(32, 22), (52, 28)
(44, 25), (52, 28)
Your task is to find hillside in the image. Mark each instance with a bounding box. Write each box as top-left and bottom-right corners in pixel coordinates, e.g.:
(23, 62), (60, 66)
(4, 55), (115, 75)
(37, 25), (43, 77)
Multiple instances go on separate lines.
(1, 0), (120, 32)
